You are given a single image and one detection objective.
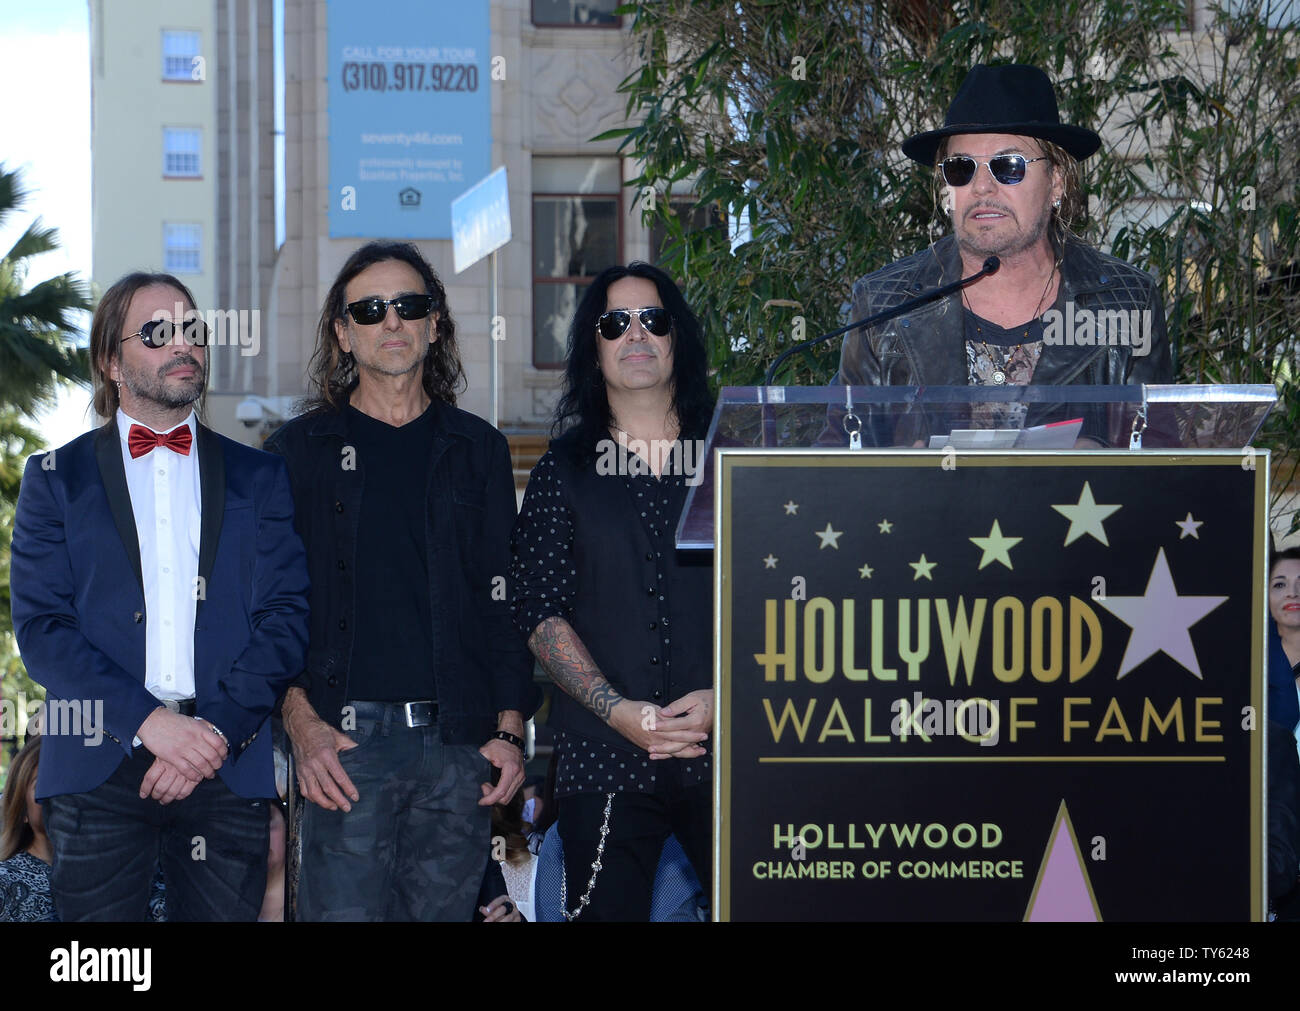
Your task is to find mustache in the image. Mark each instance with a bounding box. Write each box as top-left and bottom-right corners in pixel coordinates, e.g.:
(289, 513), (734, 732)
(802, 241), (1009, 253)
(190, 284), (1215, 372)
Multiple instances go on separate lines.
(160, 355), (203, 377)
(965, 202), (1016, 219)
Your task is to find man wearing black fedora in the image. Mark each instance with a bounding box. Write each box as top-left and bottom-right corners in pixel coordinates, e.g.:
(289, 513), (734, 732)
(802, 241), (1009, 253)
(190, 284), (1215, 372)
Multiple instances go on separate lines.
(831, 63), (1172, 443)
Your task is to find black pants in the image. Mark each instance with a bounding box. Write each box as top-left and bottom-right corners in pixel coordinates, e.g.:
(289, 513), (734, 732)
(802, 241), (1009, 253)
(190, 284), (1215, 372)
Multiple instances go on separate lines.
(558, 780), (711, 922)
(43, 748), (269, 922)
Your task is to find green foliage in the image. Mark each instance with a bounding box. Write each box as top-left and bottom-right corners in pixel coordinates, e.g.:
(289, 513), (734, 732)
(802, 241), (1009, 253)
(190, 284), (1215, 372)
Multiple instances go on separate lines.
(0, 163), (92, 415)
(614, 0), (1300, 529)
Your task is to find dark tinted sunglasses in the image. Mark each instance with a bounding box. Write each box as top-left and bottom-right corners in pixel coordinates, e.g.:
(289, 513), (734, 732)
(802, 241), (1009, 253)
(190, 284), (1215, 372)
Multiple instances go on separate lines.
(123, 317), (210, 349)
(939, 154), (1049, 187)
(345, 294), (435, 326)
(597, 306), (672, 341)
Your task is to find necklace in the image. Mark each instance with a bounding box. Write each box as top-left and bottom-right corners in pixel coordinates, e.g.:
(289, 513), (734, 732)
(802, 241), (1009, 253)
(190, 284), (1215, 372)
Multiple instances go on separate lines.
(964, 259), (1059, 385)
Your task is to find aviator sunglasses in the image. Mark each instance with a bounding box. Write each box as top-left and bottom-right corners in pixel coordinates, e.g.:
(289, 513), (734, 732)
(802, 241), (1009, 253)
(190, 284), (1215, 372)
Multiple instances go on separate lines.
(939, 154), (1049, 187)
(344, 294), (436, 326)
(122, 317), (210, 348)
(596, 306), (672, 341)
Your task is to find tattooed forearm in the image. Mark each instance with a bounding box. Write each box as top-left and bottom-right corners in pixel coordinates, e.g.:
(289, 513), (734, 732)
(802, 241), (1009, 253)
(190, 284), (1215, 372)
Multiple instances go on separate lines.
(529, 616), (625, 723)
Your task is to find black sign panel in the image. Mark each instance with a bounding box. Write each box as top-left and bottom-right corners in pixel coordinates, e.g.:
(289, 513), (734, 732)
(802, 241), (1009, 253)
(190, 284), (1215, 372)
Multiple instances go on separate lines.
(715, 451), (1267, 921)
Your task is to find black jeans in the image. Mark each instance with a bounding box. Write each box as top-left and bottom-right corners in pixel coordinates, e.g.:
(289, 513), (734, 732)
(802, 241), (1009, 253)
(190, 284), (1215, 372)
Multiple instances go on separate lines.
(296, 705), (492, 921)
(43, 748), (269, 922)
(559, 779), (711, 922)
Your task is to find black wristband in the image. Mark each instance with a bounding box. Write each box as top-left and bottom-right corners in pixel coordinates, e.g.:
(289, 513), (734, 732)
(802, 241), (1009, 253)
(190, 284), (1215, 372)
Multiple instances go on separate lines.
(493, 730), (525, 750)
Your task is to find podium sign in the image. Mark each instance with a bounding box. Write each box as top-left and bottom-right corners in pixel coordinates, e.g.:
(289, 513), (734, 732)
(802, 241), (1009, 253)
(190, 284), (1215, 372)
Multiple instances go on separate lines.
(714, 449), (1268, 921)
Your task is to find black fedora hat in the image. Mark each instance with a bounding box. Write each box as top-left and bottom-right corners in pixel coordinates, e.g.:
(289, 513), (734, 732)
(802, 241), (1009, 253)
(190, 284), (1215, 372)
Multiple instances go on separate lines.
(902, 63), (1101, 166)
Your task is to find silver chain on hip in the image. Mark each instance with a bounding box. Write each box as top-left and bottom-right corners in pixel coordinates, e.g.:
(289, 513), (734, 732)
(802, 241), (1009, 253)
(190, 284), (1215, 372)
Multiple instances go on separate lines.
(559, 791), (615, 921)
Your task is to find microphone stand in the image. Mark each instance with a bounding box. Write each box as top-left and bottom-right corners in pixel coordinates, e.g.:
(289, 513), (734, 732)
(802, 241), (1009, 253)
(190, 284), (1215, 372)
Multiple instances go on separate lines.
(758, 256), (1001, 448)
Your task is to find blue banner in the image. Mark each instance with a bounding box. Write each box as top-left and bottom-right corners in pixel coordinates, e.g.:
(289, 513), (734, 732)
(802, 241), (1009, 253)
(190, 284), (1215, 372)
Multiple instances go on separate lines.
(327, 0), (491, 239)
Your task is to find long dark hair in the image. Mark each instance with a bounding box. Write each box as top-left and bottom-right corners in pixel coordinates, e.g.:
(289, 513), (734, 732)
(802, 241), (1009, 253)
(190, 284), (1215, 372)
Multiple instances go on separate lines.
(1, 736), (40, 861)
(304, 241), (463, 411)
(1271, 545), (1300, 578)
(552, 262), (712, 453)
(89, 271), (202, 420)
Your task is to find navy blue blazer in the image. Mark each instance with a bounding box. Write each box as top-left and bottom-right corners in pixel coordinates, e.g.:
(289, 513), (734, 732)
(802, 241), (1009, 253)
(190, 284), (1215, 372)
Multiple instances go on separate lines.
(10, 419), (310, 800)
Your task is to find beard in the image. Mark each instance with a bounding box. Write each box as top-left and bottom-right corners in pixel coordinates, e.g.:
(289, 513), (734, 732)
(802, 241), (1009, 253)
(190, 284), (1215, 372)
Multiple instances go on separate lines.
(119, 353), (206, 409)
(956, 199), (1054, 259)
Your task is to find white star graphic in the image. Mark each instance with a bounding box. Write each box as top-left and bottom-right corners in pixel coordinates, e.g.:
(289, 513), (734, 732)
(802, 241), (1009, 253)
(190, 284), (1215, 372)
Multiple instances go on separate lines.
(815, 523), (843, 550)
(1052, 481), (1122, 546)
(1092, 548), (1228, 680)
(970, 519), (1022, 570)
(763, 554), (778, 569)
(1175, 513), (1203, 540)
(878, 519), (893, 534)
(909, 554), (936, 581)
(858, 563), (873, 579)
(783, 501), (799, 516)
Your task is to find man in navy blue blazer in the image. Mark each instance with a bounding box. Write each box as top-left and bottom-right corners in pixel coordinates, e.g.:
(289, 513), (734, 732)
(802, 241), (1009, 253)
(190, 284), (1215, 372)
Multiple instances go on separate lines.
(9, 271), (309, 921)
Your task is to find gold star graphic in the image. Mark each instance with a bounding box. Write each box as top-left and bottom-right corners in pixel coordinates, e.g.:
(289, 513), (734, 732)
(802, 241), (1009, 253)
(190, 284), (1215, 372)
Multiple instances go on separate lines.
(815, 523), (843, 549)
(1051, 481), (1122, 546)
(783, 500), (799, 516)
(878, 519), (893, 534)
(970, 519), (1022, 570)
(858, 563), (874, 579)
(909, 554), (937, 581)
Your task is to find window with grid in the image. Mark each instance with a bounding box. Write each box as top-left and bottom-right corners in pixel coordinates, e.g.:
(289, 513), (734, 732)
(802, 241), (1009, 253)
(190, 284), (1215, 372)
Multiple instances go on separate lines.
(162, 30), (201, 81)
(532, 157), (621, 368)
(163, 128), (201, 177)
(163, 223), (202, 274)
(532, 0), (619, 26)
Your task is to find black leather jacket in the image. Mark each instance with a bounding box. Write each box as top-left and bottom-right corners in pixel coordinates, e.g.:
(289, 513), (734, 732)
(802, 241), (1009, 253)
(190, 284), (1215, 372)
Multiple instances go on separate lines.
(828, 234), (1173, 444)
(834, 233), (1172, 386)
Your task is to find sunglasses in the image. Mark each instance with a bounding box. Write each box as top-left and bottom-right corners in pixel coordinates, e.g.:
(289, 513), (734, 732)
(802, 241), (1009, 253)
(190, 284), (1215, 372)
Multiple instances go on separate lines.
(939, 154), (1049, 187)
(122, 318), (210, 349)
(344, 294), (436, 326)
(597, 306), (672, 341)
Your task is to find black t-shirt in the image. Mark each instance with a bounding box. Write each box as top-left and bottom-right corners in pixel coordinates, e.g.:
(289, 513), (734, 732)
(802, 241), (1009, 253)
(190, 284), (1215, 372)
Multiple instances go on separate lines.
(345, 403), (437, 702)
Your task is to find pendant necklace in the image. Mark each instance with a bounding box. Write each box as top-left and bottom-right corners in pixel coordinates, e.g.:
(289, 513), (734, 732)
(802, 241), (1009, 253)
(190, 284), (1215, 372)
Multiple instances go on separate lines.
(965, 260), (1058, 385)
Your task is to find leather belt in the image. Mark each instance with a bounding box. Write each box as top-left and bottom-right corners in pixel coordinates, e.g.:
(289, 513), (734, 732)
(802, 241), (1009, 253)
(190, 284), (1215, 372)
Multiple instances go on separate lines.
(349, 699), (439, 728)
(161, 698), (198, 717)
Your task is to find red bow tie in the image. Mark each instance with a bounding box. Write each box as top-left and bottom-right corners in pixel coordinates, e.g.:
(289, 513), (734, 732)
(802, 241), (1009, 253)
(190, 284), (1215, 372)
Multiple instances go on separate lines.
(128, 423), (193, 459)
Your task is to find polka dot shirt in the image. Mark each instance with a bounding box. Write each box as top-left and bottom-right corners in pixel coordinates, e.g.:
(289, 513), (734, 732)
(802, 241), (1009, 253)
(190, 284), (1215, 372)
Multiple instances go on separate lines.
(510, 448), (710, 798)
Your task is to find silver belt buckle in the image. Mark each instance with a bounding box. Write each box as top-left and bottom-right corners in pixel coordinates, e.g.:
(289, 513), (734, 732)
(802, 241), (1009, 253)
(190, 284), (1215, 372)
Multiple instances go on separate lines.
(162, 699), (182, 714)
(402, 701), (433, 727)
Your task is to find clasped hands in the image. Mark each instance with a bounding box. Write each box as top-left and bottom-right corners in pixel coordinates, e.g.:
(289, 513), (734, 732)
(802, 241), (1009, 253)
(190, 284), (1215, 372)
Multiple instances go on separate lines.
(610, 688), (713, 760)
(135, 707), (230, 804)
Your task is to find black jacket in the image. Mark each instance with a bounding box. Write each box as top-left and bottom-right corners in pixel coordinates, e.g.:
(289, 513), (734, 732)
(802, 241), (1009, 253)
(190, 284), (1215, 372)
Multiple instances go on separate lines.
(829, 234), (1174, 445)
(265, 401), (538, 745)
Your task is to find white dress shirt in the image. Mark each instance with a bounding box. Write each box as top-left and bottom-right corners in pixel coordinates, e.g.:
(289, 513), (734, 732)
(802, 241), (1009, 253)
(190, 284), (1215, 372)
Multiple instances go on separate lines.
(116, 408), (202, 702)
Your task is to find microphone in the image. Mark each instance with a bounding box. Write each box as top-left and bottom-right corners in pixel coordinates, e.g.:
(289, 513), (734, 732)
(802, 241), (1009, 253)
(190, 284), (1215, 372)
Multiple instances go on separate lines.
(762, 256), (1000, 387)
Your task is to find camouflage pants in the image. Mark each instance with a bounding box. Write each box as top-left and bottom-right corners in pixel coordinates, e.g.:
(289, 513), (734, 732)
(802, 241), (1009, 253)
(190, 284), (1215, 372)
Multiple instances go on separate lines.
(297, 705), (491, 921)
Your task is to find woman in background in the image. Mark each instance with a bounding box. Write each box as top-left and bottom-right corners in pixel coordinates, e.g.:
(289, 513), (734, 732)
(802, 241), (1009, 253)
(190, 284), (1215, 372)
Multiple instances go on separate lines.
(1268, 547), (1300, 748)
(0, 736), (56, 922)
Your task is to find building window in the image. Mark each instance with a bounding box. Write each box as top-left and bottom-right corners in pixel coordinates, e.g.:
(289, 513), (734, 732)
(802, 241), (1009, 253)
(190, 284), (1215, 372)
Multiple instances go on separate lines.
(163, 128), (202, 178)
(532, 0), (619, 26)
(532, 157), (622, 368)
(162, 30), (200, 81)
(164, 223), (202, 274)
